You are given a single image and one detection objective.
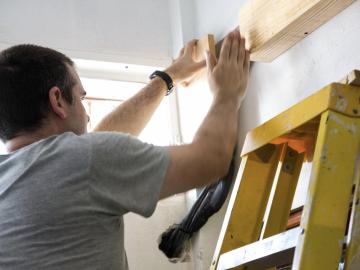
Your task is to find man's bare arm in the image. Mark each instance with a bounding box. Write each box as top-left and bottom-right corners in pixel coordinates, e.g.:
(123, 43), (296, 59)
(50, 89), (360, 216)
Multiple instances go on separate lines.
(160, 30), (250, 198)
(93, 77), (167, 135)
(93, 40), (205, 136)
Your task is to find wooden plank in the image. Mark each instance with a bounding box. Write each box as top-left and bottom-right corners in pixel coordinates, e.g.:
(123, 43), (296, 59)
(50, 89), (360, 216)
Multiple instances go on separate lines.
(340, 70), (360, 86)
(182, 34), (215, 87)
(239, 0), (355, 62)
(287, 207), (303, 229)
(194, 34), (216, 62)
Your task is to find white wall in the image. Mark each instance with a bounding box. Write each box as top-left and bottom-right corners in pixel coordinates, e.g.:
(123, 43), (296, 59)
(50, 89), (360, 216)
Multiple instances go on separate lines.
(124, 194), (192, 270)
(0, 0), (173, 66)
(175, 1), (360, 269)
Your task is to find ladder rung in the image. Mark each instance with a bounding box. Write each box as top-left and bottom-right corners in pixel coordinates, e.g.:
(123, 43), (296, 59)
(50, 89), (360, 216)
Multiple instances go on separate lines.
(217, 227), (301, 270)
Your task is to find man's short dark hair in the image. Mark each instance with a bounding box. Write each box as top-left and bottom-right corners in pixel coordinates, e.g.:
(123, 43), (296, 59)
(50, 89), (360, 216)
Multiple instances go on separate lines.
(0, 44), (75, 141)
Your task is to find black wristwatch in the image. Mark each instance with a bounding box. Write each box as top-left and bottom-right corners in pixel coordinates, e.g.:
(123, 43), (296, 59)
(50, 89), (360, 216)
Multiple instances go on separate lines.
(149, 70), (174, 96)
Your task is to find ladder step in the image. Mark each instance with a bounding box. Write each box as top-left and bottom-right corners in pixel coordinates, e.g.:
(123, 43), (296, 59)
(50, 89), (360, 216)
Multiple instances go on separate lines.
(217, 227), (301, 270)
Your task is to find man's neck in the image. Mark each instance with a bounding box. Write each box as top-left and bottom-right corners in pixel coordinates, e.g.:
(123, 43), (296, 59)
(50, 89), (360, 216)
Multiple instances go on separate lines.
(5, 126), (60, 153)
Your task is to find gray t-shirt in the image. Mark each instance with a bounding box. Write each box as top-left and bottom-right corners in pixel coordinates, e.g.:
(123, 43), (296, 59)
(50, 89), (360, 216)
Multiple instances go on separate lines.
(0, 132), (170, 270)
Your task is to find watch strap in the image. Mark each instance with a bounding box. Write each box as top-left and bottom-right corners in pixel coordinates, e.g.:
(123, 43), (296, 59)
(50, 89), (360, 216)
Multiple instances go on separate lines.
(149, 70), (174, 96)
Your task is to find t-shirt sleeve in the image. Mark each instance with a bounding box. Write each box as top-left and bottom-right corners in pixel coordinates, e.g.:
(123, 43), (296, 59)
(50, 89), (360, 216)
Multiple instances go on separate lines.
(87, 132), (170, 217)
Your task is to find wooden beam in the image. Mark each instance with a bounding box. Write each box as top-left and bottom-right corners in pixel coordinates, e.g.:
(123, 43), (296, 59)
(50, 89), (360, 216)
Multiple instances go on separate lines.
(239, 0), (355, 62)
(180, 34), (215, 87)
(194, 34), (216, 62)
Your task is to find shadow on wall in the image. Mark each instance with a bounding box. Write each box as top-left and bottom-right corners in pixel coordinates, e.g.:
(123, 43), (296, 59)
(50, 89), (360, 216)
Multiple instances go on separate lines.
(237, 63), (260, 153)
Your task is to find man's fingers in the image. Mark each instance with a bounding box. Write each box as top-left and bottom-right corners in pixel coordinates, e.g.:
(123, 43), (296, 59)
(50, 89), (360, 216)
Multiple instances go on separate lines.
(181, 81), (190, 88)
(194, 59), (206, 70)
(178, 47), (185, 58)
(230, 31), (240, 62)
(219, 33), (232, 63)
(205, 51), (216, 73)
(238, 37), (246, 63)
(234, 30), (241, 61)
(184, 39), (197, 57)
(244, 49), (250, 73)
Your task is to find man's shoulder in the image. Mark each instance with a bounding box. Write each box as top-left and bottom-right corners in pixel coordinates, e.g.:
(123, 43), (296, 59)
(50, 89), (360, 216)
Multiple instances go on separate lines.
(56, 131), (138, 156)
(41, 131), (130, 148)
(40, 131), (90, 151)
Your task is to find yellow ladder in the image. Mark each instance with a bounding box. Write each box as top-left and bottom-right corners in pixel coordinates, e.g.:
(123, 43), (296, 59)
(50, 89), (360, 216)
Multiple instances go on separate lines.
(210, 70), (360, 270)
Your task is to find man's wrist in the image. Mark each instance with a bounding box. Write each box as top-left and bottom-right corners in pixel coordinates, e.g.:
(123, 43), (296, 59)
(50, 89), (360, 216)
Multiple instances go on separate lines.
(149, 70), (175, 96)
(163, 67), (179, 85)
(213, 93), (241, 110)
(150, 77), (169, 95)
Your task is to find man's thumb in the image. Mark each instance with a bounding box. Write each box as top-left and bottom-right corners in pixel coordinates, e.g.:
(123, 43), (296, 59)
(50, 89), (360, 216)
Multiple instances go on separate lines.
(205, 51), (216, 72)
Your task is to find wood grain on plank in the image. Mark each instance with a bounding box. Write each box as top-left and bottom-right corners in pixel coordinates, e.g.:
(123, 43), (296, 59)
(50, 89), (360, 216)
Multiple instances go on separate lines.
(239, 0), (355, 62)
(194, 34), (216, 62)
(181, 34), (215, 87)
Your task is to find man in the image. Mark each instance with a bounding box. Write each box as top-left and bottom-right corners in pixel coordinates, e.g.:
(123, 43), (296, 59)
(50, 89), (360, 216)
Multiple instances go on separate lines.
(0, 30), (249, 269)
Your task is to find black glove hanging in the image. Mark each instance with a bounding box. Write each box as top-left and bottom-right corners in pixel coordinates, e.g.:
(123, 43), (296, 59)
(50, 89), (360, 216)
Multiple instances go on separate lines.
(158, 153), (236, 262)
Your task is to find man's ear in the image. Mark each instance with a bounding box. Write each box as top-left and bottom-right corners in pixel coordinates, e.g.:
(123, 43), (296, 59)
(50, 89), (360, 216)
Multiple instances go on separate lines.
(48, 87), (68, 119)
